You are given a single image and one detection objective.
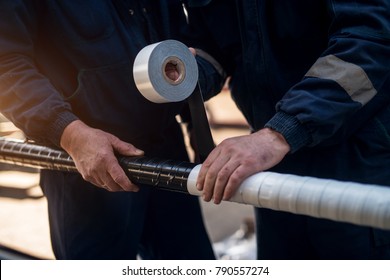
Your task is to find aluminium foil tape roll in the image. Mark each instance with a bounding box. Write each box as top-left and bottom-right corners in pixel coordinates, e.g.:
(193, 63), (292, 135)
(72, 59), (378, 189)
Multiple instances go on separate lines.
(133, 40), (198, 103)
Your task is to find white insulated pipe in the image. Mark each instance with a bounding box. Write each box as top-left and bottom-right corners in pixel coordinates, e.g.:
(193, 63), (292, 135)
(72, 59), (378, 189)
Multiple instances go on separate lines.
(188, 165), (390, 230)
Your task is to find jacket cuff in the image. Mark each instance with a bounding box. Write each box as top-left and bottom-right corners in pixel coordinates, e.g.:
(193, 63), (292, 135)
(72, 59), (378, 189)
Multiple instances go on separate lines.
(47, 111), (79, 148)
(265, 111), (312, 153)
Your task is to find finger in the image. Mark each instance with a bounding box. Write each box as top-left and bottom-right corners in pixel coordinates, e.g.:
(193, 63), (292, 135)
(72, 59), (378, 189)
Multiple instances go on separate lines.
(87, 176), (105, 189)
(84, 174), (116, 192)
(106, 157), (139, 192)
(109, 135), (144, 156)
(202, 153), (230, 202)
(196, 148), (221, 191)
(212, 160), (240, 204)
(189, 47), (196, 56)
(80, 168), (105, 188)
(223, 165), (256, 201)
(101, 172), (123, 192)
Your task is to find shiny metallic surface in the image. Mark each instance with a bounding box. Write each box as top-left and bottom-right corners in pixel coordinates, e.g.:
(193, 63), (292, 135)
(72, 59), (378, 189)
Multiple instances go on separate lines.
(133, 40), (198, 103)
(120, 156), (195, 193)
(0, 138), (76, 172)
(0, 137), (195, 193)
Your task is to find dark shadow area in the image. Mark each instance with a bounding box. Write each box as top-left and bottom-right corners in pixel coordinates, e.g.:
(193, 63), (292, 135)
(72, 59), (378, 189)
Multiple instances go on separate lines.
(0, 243), (41, 260)
(0, 185), (43, 200)
(210, 122), (249, 130)
(0, 162), (38, 173)
(0, 163), (41, 199)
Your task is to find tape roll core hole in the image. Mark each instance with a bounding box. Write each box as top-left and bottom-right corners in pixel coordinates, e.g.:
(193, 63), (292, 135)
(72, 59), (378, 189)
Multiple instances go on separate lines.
(162, 57), (186, 85)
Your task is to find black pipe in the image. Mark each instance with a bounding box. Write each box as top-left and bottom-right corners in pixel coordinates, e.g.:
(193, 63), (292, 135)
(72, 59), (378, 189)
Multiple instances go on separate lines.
(0, 137), (196, 193)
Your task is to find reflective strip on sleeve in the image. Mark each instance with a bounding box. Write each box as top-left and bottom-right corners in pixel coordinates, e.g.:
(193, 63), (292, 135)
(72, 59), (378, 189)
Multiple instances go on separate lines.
(305, 54), (377, 105)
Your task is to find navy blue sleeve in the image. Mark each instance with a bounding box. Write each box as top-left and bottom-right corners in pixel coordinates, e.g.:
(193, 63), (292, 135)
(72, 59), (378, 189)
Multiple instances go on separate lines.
(0, 0), (78, 146)
(266, 0), (390, 152)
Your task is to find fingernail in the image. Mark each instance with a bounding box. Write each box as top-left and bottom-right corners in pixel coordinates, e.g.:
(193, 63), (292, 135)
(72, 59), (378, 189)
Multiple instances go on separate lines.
(196, 183), (201, 190)
(135, 149), (144, 155)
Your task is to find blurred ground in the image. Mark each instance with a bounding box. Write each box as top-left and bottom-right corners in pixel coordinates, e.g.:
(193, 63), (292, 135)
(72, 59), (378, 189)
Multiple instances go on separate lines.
(0, 90), (255, 259)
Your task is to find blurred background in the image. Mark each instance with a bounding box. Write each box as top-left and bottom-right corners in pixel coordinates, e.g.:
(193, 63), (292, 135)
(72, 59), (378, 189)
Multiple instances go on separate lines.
(0, 88), (256, 260)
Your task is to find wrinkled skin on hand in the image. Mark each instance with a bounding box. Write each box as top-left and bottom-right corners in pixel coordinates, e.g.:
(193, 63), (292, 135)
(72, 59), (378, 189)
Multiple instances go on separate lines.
(196, 128), (290, 204)
(60, 120), (144, 192)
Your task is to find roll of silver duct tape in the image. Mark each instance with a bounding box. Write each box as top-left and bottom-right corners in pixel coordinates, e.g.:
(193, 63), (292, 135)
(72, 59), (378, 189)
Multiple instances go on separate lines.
(133, 40), (198, 103)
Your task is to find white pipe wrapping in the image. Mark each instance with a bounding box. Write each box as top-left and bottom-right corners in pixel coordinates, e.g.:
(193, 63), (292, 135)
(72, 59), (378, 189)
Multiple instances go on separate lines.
(187, 165), (390, 230)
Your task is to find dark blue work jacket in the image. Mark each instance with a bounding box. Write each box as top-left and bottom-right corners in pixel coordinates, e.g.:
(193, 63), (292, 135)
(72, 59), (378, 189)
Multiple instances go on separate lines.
(0, 0), (196, 158)
(186, 0), (390, 154)
(186, 0), (390, 254)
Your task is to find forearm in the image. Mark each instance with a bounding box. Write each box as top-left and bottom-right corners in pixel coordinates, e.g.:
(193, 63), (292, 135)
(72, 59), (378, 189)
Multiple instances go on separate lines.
(272, 1), (390, 149)
(0, 1), (78, 146)
(0, 54), (78, 146)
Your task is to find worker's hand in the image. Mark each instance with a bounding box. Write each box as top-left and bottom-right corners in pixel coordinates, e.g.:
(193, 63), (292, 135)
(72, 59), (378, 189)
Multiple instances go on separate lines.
(196, 128), (290, 204)
(60, 120), (144, 192)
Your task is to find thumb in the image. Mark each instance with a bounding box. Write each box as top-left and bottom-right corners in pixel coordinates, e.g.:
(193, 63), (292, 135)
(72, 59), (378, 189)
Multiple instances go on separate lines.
(189, 47), (196, 56)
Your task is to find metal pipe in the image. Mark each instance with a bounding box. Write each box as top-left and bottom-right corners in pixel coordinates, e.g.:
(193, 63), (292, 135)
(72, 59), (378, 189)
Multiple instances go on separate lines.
(0, 137), (195, 193)
(1, 137), (390, 230)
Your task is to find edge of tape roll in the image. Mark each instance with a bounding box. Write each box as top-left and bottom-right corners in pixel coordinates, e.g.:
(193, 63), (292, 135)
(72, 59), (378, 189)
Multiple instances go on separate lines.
(133, 40), (199, 103)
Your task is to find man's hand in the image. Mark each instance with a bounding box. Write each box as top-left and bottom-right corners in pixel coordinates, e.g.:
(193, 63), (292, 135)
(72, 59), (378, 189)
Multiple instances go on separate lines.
(196, 128), (290, 204)
(60, 120), (144, 192)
